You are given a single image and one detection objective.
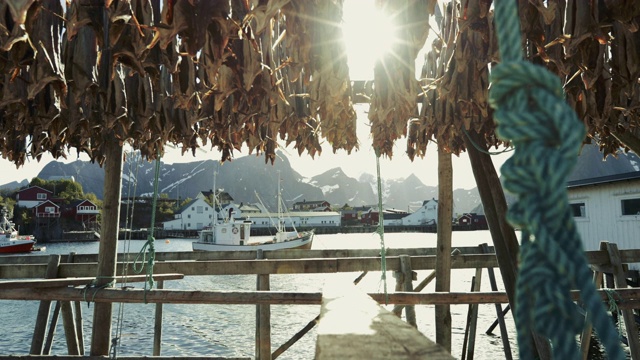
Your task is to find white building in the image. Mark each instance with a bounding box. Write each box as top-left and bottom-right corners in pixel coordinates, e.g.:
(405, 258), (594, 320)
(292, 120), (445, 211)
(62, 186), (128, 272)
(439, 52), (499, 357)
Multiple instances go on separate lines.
(568, 172), (640, 255)
(246, 211), (341, 229)
(163, 198), (214, 230)
(402, 199), (438, 226)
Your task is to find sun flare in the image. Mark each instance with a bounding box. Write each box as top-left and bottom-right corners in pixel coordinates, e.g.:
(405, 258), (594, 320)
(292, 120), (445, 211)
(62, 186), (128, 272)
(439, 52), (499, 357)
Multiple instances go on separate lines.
(342, 0), (399, 80)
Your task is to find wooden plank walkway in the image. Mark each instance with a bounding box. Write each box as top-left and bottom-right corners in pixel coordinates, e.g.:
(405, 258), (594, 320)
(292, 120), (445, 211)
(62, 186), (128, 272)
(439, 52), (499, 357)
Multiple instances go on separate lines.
(315, 283), (454, 359)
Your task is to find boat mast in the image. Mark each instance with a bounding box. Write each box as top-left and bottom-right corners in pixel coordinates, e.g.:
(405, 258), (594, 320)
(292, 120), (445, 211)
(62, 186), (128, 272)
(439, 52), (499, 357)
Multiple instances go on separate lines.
(212, 164), (217, 229)
(277, 171), (284, 233)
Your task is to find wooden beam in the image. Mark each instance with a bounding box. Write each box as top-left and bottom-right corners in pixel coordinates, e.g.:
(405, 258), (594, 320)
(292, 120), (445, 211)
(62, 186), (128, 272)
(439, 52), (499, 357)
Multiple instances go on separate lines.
(255, 249), (271, 360)
(436, 144), (453, 351)
(30, 255), (60, 355)
(91, 137), (124, 356)
(153, 280), (164, 356)
(0, 274), (184, 289)
(5, 247), (640, 268)
(315, 283), (454, 359)
(0, 246), (499, 264)
(0, 255), (501, 279)
(1, 287), (638, 306)
(603, 242), (640, 358)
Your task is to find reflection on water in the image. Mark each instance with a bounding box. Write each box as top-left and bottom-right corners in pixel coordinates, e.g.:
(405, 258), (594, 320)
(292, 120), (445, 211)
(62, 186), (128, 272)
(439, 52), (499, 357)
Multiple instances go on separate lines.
(0, 231), (521, 359)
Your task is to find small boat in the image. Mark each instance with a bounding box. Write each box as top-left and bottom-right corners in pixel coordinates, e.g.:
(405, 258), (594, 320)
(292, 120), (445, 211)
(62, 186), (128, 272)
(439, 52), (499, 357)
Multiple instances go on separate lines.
(0, 207), (36, 254)
(192, 173), (314, 252)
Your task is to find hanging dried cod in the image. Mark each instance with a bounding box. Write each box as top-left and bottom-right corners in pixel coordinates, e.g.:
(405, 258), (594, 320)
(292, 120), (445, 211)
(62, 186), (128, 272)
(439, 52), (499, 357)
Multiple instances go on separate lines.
(518, 0), (640, 156)
(309, 0), (357, 154)
(368, 0), (433, 158)
(0, 0), (358, 167)
(408, 0), (503, 159)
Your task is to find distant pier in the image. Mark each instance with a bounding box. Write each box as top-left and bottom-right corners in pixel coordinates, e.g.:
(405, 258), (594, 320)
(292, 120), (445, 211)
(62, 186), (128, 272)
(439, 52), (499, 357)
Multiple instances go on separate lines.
(115, 224), (490, 240)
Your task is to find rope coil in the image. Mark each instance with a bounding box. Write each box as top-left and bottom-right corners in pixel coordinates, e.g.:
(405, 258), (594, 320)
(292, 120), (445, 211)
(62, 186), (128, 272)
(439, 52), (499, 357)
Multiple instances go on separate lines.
(490, 1), (624, 359)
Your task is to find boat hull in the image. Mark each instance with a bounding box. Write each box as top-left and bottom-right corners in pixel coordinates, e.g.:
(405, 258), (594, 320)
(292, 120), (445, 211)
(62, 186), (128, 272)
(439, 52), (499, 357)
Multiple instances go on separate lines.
(193, 231), (313, 252)
(0, 240), (36, 254)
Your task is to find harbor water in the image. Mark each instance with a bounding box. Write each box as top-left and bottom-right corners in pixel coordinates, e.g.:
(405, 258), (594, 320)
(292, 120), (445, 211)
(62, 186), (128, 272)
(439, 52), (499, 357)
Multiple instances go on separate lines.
(1, 231), (519, 359)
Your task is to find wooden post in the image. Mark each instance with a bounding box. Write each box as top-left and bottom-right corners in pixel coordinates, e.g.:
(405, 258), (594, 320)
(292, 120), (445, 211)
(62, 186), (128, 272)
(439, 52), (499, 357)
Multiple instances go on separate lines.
(485, 305), (511, 334)
(435, 143), (453, 352)
(61, 300), (80, 354)
(153, 280), (164, 356)
(68, 251), (84, 356)
(392, 268), (404, 317)
(465, 131), (550, 359)
(74, 301), (84, 355)
(580, 270), (603, 360)
(392, 249), (462, 316)
(30, 254), (61, 355)
(90, 138), (124, 355)
(399, 255), (417, 327)
(481, 243), (513, 360)
(61, 252), (80, 355)
(462, 267), (483, 360)
(602, 241), (640, 358)
(43, 301), (61, 355)
(255, 249), (271, 360)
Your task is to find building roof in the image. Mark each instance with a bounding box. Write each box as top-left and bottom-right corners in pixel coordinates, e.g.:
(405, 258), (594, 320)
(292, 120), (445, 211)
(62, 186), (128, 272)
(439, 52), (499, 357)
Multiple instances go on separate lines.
(567, 171), (640, 189)
(36, 200), (59, 208)
(177, 198), (209, 214)
(199, 190), (234, 202)
(18, 186), (52, 194)
(70, 199), (97, 207)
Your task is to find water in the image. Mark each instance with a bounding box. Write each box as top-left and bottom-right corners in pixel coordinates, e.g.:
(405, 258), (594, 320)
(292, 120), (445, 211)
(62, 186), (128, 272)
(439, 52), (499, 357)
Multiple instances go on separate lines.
(1, 231), (519, 359)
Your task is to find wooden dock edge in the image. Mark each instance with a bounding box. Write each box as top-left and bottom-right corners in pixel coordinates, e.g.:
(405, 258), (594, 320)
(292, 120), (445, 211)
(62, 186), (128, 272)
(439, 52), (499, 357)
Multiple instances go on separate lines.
(315, 282), (454, 359)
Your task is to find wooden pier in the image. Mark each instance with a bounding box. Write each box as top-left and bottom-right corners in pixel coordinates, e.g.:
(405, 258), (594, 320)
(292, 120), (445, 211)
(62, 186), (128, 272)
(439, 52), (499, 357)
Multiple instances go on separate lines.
(113, 223), (484, 240)
(0, 242), (639, 359)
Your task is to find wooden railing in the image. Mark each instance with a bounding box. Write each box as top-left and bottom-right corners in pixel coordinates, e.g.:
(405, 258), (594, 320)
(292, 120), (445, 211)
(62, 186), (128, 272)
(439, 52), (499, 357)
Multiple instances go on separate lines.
(0, 243), (638, 359)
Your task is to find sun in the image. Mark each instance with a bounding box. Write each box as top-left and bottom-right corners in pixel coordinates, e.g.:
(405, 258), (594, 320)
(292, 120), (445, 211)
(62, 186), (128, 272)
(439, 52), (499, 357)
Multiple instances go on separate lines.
(342, 0), (399, 80)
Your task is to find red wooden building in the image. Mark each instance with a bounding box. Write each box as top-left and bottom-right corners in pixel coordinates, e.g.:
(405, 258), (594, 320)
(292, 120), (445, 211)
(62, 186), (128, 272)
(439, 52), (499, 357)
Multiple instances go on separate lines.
(16, 186), (53, 209)
(63, 200), (100, 223)
(33, 200), (60, 218)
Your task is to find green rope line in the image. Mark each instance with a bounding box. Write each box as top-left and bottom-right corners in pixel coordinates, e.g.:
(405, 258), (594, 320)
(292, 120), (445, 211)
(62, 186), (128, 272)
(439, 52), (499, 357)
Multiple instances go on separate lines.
(82, 275), (116, 306)
(133, 152), (161, 300)
(490, 1), (624, 359)
(374, 152), (389, 304)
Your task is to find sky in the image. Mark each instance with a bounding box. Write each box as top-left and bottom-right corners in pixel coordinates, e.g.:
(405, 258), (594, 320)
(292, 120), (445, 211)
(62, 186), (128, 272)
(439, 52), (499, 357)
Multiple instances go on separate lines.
(0, 0), (511, 190)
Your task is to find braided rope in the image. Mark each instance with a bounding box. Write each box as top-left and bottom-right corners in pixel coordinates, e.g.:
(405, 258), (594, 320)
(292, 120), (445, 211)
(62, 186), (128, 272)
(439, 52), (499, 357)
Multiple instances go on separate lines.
(490, 1), (624, 359)
(133, 153), (161, 300)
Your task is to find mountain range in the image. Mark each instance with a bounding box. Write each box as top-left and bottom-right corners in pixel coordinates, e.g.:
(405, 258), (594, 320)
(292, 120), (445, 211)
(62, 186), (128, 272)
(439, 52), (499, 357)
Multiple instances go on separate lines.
(0, 151), (480, 213)
(1, 143), (638, 215)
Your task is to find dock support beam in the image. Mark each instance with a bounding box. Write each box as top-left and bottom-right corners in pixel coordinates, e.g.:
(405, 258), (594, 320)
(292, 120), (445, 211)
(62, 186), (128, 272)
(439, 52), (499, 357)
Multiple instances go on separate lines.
(30, 255), (61, 355)
(255, 249), (271, 360)
(153, 280), (164, 356)
(436, 143), (453, 352)
(90, 139), (124, 355)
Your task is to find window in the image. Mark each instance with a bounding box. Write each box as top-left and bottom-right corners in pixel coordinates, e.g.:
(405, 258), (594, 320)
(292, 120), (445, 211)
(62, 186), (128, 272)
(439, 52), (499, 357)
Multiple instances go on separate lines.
(37, 193), (47, 200)
(621, 197), (640, 216)
(188, 215), (191, 219)
(45, 207), (55, 213)
(197, 206), (203, 214)
(570, 202), (586, 218)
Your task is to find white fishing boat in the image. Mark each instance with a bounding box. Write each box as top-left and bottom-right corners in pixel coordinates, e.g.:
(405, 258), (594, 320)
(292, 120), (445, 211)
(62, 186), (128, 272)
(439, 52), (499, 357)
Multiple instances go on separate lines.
(0, 207), (36, 254)
(192, 173), (314, 252)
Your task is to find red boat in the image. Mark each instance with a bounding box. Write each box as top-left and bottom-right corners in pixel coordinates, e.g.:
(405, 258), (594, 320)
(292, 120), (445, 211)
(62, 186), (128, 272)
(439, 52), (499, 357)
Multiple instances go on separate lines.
(0, 207), (36, 254)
